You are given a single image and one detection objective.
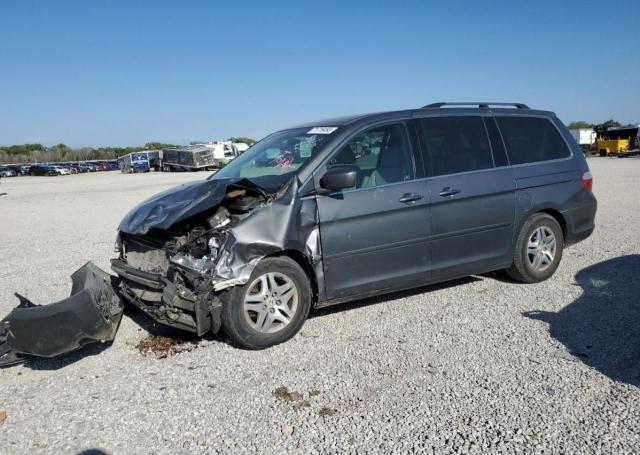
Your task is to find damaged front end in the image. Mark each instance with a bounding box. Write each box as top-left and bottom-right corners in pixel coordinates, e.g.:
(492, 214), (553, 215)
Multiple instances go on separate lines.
(0, 173), (322, 367)
(113, 177), (322, 337)
(0, 262), (123, 367)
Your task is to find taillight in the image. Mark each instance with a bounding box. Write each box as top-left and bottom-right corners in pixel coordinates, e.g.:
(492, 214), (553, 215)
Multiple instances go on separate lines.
(580, 170), (593, 191)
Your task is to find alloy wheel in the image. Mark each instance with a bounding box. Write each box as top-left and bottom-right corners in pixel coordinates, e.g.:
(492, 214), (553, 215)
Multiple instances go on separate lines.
(243, 272), (298, 334)
(527, 226), (557, 272)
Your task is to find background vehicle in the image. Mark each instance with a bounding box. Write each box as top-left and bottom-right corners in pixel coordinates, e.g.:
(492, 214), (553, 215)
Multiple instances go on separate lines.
(118, 152), (152, 173)
(0, 166), (17, 177)
(199, 141), (241, 161)
(569, 128), (596, 154)
(161, 145), (217, 171)
(28, 164), (58, 176)
(51, 165), (70, 175)
(111, 102), (597, 350)
(597, 125), (640, 157)
(68, 163), (84, 173)
(4, 165), (29, 175)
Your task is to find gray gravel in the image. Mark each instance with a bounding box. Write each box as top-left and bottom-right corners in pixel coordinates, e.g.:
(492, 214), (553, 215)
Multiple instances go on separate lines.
(1, 159), (639, 454)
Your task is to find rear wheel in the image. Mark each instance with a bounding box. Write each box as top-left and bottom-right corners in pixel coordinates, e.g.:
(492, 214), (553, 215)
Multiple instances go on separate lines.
(506, 213), (564, 283)
(221, 256), (311, 349)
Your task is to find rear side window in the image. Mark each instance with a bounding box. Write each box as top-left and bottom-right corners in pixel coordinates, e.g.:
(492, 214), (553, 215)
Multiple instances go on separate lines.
(496, 116), (571, 165)
(419, 116), (494, 176)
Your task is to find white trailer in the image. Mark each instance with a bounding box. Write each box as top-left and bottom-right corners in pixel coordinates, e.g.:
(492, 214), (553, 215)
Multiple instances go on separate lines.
(233, 142), (250, 153)
(199, 141), (240, 161)
(569, 128), (597, 154)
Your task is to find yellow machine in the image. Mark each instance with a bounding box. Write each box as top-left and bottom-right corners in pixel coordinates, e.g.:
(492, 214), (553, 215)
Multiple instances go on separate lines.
(597, 126), (639, 157)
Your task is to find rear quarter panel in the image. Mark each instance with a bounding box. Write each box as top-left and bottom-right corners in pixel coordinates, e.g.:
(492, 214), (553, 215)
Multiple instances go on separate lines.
(511, 115), (595, 244)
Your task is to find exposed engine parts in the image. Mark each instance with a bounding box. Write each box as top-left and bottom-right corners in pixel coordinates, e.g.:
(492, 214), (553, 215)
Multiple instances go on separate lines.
(114, 182), (273, 336)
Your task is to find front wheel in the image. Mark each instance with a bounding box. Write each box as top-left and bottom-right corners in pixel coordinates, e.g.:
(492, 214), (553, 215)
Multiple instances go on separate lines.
(506, 213), (564, 283)
(221, 256), (311, 349)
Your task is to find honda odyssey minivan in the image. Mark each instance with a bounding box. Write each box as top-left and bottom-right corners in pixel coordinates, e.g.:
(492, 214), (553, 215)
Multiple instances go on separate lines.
(109, 102), (597, 349)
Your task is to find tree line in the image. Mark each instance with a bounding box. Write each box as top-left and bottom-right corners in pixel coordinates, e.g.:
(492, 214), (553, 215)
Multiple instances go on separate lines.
(567, 119), (623, 135)
(0, 138), (255, 165)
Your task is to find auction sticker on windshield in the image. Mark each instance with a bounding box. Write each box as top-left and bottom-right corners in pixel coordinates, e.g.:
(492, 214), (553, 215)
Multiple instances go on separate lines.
(307, 126), (338, 134)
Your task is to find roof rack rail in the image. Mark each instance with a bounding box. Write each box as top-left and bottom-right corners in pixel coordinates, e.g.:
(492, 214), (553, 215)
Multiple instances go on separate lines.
(423, 102), (529, 109)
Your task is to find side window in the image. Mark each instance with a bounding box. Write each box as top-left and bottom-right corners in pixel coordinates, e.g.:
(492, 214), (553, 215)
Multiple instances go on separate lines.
(496, 116), (571, 165)
(329, 122), (415, 188)
(419, 116), (494, 176)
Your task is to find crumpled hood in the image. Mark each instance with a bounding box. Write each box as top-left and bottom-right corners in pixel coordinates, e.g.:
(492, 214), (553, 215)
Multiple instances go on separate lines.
(119, 178), (228, 234)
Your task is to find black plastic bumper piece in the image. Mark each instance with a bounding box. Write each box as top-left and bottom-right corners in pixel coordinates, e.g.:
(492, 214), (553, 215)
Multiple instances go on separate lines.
(0, 262), (124, 367)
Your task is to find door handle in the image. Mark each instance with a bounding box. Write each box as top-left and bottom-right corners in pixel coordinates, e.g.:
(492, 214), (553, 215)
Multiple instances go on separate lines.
(439, 187), (461, 197)
(399, 193), (423, 204)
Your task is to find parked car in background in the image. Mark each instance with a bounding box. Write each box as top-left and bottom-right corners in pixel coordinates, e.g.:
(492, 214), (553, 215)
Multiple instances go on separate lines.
(0, 166), (17, 177)
(28, 164), (58, 176)
(51, 165), (70, 175)
(5, 165), (28, 176)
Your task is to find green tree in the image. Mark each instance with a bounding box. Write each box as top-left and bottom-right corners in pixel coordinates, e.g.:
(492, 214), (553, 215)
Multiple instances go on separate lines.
(144, 142), (178, 150)
(567, 121), (594, 129)
(594, 119), (621, 135)
(0, 143), (45, 155)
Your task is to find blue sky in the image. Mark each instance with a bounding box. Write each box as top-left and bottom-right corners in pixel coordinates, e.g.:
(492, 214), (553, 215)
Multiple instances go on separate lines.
(1, 0), (638, 147)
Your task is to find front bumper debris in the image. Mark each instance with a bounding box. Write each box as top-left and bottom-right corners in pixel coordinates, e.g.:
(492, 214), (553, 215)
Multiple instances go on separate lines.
(0, 262), (123, 368)
(112, 258), (221, 336)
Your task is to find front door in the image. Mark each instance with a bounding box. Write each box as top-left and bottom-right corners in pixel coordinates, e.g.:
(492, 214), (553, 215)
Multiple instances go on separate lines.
(315, 121), (431, 300)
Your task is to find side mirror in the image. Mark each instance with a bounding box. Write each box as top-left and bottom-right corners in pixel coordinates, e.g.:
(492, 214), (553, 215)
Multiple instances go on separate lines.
(319, 165), (358, 192)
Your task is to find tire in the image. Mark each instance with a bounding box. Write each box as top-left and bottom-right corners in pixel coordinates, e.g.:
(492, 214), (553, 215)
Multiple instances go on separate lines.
(506, 213), (564, 283)
(221, 256), (311, 349)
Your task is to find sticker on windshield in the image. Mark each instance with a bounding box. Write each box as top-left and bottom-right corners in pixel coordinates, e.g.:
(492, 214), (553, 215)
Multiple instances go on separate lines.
(298, 137), (315, 158)
(307, 126), (338, 135)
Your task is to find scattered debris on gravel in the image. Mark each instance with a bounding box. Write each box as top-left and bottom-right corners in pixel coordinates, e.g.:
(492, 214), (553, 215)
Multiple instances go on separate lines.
(136, 335), (196, 358)
(273, 386), (303, 402)
(0, 409), (6, 425)
(281, 424), (294, 436)
(318, 406), (337, 417)
(293, 400), (311, 410)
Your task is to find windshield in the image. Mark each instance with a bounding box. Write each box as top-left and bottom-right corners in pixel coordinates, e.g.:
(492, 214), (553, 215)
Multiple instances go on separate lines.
(212, 127), (336, 193)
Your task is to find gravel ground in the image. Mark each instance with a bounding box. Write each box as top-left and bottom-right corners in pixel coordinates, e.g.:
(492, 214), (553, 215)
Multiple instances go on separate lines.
(0, 159), (639, 454)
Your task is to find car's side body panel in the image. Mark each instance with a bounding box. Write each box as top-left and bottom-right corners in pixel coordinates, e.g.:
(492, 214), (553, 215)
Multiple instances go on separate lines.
(312, 107), (596, 307)
(317, 178), (431, 300)
(426, 166), (516, 279)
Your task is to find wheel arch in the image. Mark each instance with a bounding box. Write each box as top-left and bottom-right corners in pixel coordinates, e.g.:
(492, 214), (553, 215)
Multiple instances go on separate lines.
(266, 249), (319, 304)
(536, 208), (567, 241)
